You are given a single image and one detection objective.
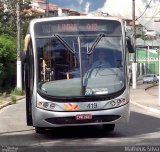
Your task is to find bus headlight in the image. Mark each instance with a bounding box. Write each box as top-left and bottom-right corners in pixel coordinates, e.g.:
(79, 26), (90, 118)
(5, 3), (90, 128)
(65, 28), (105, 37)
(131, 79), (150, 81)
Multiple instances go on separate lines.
(109, 98), (128, 108)
(37, 101), (55, 110)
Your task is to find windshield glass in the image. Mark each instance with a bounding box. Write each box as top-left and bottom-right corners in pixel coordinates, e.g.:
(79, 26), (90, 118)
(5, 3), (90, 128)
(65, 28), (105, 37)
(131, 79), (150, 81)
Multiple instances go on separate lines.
(35, 19), (125, 97)
(36, 35), (124, 97)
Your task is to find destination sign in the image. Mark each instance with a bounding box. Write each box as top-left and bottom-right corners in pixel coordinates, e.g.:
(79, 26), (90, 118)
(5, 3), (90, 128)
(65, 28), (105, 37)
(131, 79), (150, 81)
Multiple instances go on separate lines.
(34, 19), (122, 37)
(57, 23), (98, 32)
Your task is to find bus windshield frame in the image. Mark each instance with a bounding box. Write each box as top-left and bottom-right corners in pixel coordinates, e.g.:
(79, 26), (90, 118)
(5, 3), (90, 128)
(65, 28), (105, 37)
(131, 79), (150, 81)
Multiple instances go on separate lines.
(34, 18), (125, 98)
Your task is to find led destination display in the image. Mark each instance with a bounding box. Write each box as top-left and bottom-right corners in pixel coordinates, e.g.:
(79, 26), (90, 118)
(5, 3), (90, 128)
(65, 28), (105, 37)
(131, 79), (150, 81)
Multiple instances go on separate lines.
(34, 19), (122, 36)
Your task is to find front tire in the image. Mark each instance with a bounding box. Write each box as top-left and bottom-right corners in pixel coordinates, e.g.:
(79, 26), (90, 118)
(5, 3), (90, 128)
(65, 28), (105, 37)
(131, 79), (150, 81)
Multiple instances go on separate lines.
(103, 124), (115, 132)
(35, 127), (45, 134)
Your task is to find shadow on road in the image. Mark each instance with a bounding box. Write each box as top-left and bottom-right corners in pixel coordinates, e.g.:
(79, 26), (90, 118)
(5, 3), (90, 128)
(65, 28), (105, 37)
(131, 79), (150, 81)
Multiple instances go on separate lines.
(0, 111), (160, 149)
(36, 111), (160, 140)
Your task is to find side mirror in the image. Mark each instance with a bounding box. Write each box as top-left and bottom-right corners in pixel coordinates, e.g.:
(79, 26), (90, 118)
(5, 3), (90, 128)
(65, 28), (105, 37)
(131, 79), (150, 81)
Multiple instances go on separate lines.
(22, 34), (31, 64)
(24, 34), (30, 52)
(126, 36), (135, 53)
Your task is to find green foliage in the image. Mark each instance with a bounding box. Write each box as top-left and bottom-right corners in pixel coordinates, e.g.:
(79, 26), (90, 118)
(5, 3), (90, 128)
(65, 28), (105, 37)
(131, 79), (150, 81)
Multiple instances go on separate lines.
(0, 1), (16, 37)
(0, 0), (41, 38)
(0, 0), (33, 38)
(11, 88), (24, 96)
(11, 95), (17, 104)
(0, 0), (37, 92)
(0, 0), (40, 92)
(0, 35), (16, 89)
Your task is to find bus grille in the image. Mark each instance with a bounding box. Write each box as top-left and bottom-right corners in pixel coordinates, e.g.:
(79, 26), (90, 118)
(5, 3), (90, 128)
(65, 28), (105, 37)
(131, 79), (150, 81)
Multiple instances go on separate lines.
(45, 115), (120, 125)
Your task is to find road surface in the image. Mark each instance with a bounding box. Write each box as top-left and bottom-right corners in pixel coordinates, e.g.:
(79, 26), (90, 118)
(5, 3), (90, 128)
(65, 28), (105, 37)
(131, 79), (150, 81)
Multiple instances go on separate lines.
(0, 98), (160, 152)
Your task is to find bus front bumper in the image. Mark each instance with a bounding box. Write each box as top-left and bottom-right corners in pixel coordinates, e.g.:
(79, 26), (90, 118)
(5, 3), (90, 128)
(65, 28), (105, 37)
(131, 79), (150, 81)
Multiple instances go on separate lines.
(32, 103), (130, 127)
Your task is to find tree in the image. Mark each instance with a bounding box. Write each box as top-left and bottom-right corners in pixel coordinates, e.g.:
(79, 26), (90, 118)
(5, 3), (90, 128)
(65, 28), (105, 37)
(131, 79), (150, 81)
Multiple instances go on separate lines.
(20, 0), (43, 38)
(0, 0), (40, 38)
(0, 0), (16, 37)
(0, 35), (16, 90)
(0, 0), (42, 91)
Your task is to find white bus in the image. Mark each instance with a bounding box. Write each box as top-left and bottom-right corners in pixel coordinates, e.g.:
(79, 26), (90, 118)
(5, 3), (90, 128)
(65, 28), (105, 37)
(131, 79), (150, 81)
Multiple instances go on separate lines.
(23, 16), (134, 133)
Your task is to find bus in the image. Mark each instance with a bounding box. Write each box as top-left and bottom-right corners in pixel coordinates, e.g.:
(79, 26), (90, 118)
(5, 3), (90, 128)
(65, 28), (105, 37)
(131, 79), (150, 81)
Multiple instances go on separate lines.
(23, 16), (134, 133)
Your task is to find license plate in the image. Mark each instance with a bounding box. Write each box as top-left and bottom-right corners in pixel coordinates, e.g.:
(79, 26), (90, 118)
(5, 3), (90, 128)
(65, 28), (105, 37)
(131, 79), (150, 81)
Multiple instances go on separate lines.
(75, 114), (92, 120)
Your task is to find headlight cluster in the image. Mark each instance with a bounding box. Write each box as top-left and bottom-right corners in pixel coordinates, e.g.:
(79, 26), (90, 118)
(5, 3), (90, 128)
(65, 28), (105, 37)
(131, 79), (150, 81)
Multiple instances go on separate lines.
(37, 101), (56, 111)
(108, 98), (128, 108)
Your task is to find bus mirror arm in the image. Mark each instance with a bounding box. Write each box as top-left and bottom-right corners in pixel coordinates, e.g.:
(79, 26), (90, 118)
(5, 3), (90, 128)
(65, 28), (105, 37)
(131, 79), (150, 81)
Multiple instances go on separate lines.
(21, 51), (25, 63)
(22, 51), (29, 65)
(22, 51), (26, 63)
(23, 34), (30, 64)
(126, 36), (135, 53)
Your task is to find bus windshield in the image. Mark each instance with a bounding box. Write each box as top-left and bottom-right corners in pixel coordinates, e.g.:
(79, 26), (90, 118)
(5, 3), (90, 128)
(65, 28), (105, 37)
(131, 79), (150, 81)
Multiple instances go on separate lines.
(35, 19), (124, 97)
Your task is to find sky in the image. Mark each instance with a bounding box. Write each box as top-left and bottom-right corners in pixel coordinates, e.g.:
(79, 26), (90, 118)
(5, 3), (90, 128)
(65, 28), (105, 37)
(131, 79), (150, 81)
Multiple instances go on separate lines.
(49, 0), (160, 33)
(49, 0), (106, 13)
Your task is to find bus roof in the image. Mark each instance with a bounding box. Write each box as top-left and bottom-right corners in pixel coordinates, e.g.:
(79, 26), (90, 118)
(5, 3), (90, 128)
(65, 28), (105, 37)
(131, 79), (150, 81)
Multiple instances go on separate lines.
(29, 16), (123, 25)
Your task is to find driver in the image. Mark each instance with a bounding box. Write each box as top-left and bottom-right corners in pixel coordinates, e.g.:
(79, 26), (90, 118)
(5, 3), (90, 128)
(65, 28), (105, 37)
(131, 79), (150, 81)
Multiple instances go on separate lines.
(92, 51), (111, 68)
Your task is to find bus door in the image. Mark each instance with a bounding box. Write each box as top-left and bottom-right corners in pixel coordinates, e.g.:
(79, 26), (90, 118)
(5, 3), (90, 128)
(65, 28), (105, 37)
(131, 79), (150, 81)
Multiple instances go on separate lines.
(23, 34), (33, 126)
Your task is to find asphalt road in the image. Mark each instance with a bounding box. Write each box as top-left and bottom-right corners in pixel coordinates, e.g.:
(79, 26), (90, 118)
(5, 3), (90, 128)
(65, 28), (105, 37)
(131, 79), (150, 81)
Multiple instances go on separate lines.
(0, 98), (160, 152)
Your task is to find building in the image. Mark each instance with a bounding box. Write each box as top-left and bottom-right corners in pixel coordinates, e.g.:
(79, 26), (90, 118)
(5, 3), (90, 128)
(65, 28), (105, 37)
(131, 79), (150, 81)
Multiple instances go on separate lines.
(124, 18), (144, 36)
(30, 0), (85, 17)
(135, 37), (160, 75)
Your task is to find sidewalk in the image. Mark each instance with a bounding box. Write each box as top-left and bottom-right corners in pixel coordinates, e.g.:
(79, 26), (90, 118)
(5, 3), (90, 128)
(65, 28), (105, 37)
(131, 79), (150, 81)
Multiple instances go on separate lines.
(130, 83), (160, 114)
(0, 85), (160, 115)
(0, 96), (25, 110)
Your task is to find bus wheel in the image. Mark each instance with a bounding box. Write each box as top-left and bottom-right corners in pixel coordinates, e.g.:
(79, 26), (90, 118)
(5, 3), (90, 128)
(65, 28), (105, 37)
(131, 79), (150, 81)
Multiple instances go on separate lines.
(35, 127), (45, 134)
(103, 124), (115, 132)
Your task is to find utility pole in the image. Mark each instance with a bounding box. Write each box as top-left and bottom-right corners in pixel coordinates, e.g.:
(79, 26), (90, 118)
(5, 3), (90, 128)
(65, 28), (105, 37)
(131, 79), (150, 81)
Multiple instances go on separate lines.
(159, 44), (160, 105)
(132, 0), (137, 89)
(16, 0), (22, 90)
(154, 20), (160, 105)
(46, 0), (49, 17)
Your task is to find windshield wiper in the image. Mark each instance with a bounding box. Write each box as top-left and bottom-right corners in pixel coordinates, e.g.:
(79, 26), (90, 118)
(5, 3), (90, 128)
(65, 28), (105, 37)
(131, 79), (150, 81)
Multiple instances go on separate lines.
(54, 34), (75, 54)
(87, 33), (105, 54)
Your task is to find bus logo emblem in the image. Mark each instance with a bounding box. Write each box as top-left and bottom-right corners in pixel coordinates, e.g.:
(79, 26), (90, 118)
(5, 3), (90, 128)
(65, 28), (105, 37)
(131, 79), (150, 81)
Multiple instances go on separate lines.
(64, 103), (80, 111)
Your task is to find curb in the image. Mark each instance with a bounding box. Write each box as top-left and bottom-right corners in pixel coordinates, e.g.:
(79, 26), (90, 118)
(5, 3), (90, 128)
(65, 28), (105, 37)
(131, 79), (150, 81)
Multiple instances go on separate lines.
(130, 100), (160, 115)
(0, 101), (11, 110)
(0, 96), (25, 110)
(144, 83), (158, 91)
(131, 84), (160, 115)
